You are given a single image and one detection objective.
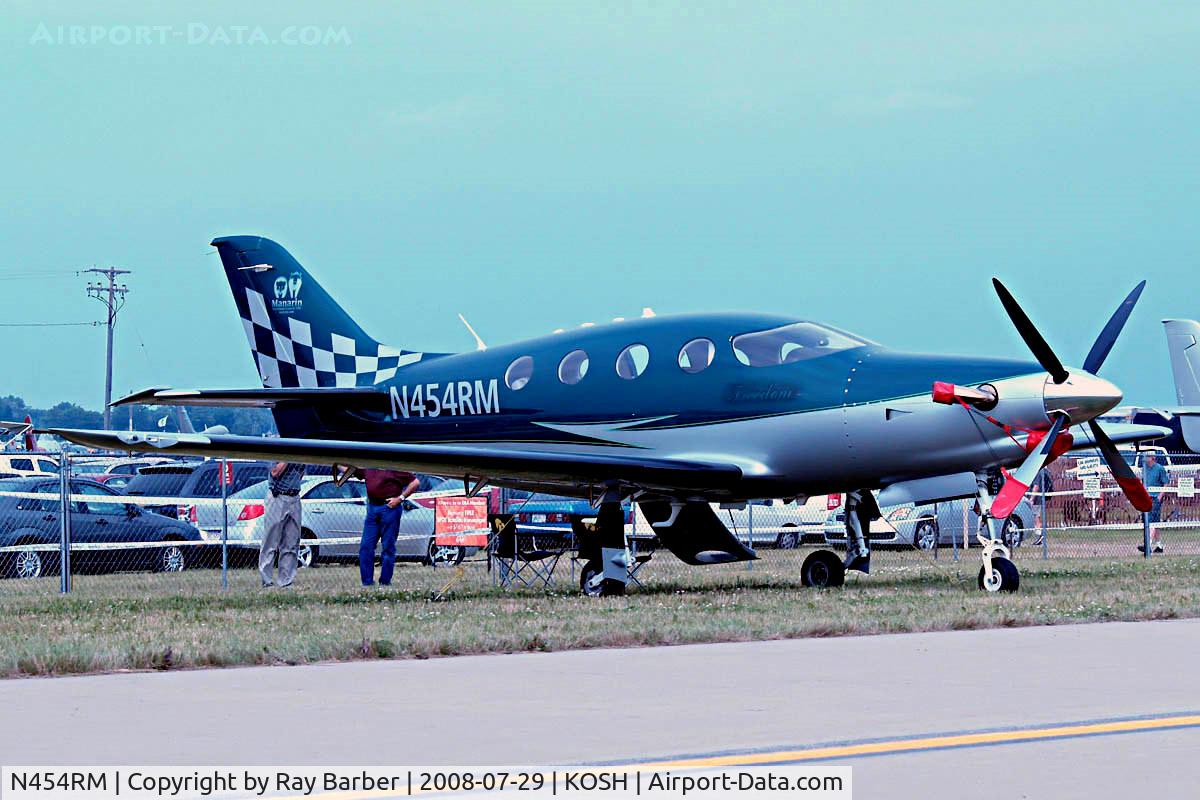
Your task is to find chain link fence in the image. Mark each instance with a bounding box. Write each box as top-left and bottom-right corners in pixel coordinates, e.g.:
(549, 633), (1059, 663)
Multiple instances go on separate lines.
(1, 451), (1198, 599)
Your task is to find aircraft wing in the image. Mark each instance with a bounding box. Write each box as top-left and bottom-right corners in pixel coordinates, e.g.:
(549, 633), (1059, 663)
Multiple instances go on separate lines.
(112, 386), (384, 408)
(48, 428), (743, 492)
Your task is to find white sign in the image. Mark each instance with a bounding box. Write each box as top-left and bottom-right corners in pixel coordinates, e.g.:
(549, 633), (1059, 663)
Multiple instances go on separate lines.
(1077, 457), (1102, 476)
(1083, 476), (1102, 499)
(1179, 477), (1195, 499)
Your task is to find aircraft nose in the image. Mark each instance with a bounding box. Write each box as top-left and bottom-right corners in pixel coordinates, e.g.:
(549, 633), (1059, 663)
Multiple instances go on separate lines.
(1043, 370), (1123, 424)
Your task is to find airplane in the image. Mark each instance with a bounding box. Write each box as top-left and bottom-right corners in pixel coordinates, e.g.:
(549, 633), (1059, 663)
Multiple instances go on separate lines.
(1163, 319), (1200, 453)
(51, 236), (1168, 595)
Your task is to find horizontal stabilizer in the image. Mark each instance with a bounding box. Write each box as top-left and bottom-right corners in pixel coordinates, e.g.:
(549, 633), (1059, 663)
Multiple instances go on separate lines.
(48, 428), (743, 493)
(112, 386), (385, 408)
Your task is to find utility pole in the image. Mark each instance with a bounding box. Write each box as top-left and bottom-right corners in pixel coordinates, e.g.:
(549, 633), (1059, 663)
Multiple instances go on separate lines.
(85, 267), (131, 430)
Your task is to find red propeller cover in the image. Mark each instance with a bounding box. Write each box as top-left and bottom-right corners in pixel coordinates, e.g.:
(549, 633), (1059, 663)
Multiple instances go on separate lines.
(932, 381), (958, 404)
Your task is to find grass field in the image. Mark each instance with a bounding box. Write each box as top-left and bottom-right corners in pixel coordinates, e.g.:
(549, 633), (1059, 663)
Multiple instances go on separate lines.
(2, 548), (1199, 677)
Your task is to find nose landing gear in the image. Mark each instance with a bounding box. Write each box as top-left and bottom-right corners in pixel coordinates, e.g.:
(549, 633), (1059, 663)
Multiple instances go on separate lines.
(976, 472), (1021, 592)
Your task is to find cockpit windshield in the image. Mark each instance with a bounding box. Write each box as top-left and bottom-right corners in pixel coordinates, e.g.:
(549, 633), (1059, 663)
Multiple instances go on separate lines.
(731, 322), (867, 367)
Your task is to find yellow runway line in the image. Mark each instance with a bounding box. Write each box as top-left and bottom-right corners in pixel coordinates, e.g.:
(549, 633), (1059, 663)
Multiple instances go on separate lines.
(636, 713), (1200, 769)
(302, 713), (1200, 800)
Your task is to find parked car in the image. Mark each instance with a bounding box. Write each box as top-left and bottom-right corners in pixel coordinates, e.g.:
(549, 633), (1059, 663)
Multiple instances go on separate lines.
(715, 496), (832, 548)
(0, 476), (205, 578)
(200, 476), (469, 568)
(823, 497), (1035, 549)
(124, 460), (271, 520)
(507, 493), (626, 534)
(0, 453), (60, 476)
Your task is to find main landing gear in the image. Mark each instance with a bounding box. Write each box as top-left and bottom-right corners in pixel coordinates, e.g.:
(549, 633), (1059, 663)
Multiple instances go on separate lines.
(975, 472), (1020, 593)
(801, 489), (879, 588)
(578, 493), (629, 597)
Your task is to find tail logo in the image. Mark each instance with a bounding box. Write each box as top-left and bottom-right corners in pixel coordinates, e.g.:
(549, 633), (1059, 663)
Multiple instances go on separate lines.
(271, 272), (304, 315)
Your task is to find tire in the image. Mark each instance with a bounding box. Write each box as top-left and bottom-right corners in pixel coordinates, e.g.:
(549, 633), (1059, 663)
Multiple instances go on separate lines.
(913, 519), (938, 550)
(775, 527), (800, 549)
(579, 559), (625, 596)
(426, 539), (465, 567)
(580, 560), (601, 596)
(298, 532), (320, 569)
(5, 545), (45, 580)
(977, 556), (1019, 592)
(800, 550), (845, 588)
(156, 537), (187, 573)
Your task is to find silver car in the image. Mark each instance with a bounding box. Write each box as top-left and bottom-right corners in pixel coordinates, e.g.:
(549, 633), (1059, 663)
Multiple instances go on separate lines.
(195, 476), (466, 567)
(715, 496), (833, 548)
(823, 497), (1037, 550)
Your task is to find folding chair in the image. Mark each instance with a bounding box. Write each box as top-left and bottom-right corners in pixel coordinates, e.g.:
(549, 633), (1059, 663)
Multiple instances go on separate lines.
(624, 531), (657, 588)
(490, 518), (571, 588)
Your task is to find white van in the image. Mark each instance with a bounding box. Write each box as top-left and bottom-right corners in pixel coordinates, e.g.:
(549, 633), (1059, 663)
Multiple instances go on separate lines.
(0, 453), (60, 476)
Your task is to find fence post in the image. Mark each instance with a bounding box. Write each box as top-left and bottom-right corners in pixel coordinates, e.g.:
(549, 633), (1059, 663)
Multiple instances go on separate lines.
(58, 453), (72, 594)
(951, 501), (959, 562)
(1040, 472), (1048, 560)
(221, 458), (229, 590)
(1142, 510), (1151, 559)
(746, 502), (754, 571)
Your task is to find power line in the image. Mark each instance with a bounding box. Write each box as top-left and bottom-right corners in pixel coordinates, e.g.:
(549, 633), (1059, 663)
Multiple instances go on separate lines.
(0, 321), (100, 327)
(0, 269), (84, 281)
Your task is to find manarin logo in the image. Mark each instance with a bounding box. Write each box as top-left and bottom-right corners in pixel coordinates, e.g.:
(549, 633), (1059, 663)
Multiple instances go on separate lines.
(271, 272), (304, 314)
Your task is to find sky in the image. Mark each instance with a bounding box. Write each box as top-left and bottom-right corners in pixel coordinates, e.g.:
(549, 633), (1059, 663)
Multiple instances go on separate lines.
(2, 2), (1197, 410)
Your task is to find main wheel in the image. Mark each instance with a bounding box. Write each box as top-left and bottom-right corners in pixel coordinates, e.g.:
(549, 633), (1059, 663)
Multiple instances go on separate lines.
(580, 560), (602, 596)
(426, 540), (465, 566)
(978, 556), (1019, 592)
(579, 559), (625, 596)
(298, 532), (320, 569)
(913, 519), (938, 550)
(801, 550), (845, 588)
(775, 526), (800, 549)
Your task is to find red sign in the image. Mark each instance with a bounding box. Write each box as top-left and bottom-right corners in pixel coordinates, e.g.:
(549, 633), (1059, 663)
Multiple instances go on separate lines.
(221, 461), (234, 486)
(434, 496), (489, 546)
(826, 494), (842, 510)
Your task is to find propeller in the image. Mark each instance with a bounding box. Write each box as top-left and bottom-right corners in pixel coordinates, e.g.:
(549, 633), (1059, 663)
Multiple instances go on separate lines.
(1082, 281), (1146, 375)
(1088, 419), (1153, 512)
(987, 279), (1152, 517)
(991, 278), (1069, 384)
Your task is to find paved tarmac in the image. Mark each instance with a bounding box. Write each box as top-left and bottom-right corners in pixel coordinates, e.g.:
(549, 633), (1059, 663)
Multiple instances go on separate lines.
(2, 620), (1198, 798)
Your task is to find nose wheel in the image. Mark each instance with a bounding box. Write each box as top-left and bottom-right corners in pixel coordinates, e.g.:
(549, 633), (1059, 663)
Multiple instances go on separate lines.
(978, 555), (1020, 592)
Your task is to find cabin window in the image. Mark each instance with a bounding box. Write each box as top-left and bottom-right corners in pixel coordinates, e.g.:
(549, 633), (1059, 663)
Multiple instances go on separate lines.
(558, 349), (590, 385)
(732, 322), (866, 367)
(678, 338), (715, 373)
(505, 356), (534, 390)
(616, 344), (650, 379)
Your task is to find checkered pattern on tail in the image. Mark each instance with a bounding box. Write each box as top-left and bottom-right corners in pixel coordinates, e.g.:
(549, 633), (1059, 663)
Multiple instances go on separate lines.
(239, 285), (422, 388)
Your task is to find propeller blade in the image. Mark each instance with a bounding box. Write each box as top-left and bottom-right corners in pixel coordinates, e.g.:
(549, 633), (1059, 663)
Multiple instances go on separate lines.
(992, 278), (1070, 384)
(1082, 281), (1146, 375)
(1088, 419), (1154, 512)
(992, 416), (1067, 519)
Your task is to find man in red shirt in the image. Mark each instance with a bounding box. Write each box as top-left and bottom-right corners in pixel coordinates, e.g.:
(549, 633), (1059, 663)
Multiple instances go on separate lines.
(340, 466), (421, 586)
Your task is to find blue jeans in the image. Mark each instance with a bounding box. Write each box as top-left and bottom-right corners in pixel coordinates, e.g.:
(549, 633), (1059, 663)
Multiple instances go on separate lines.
(360, 501), (403, 586)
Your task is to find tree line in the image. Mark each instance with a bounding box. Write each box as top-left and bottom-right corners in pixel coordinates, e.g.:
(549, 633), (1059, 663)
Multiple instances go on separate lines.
(0, 395), (275, 437)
